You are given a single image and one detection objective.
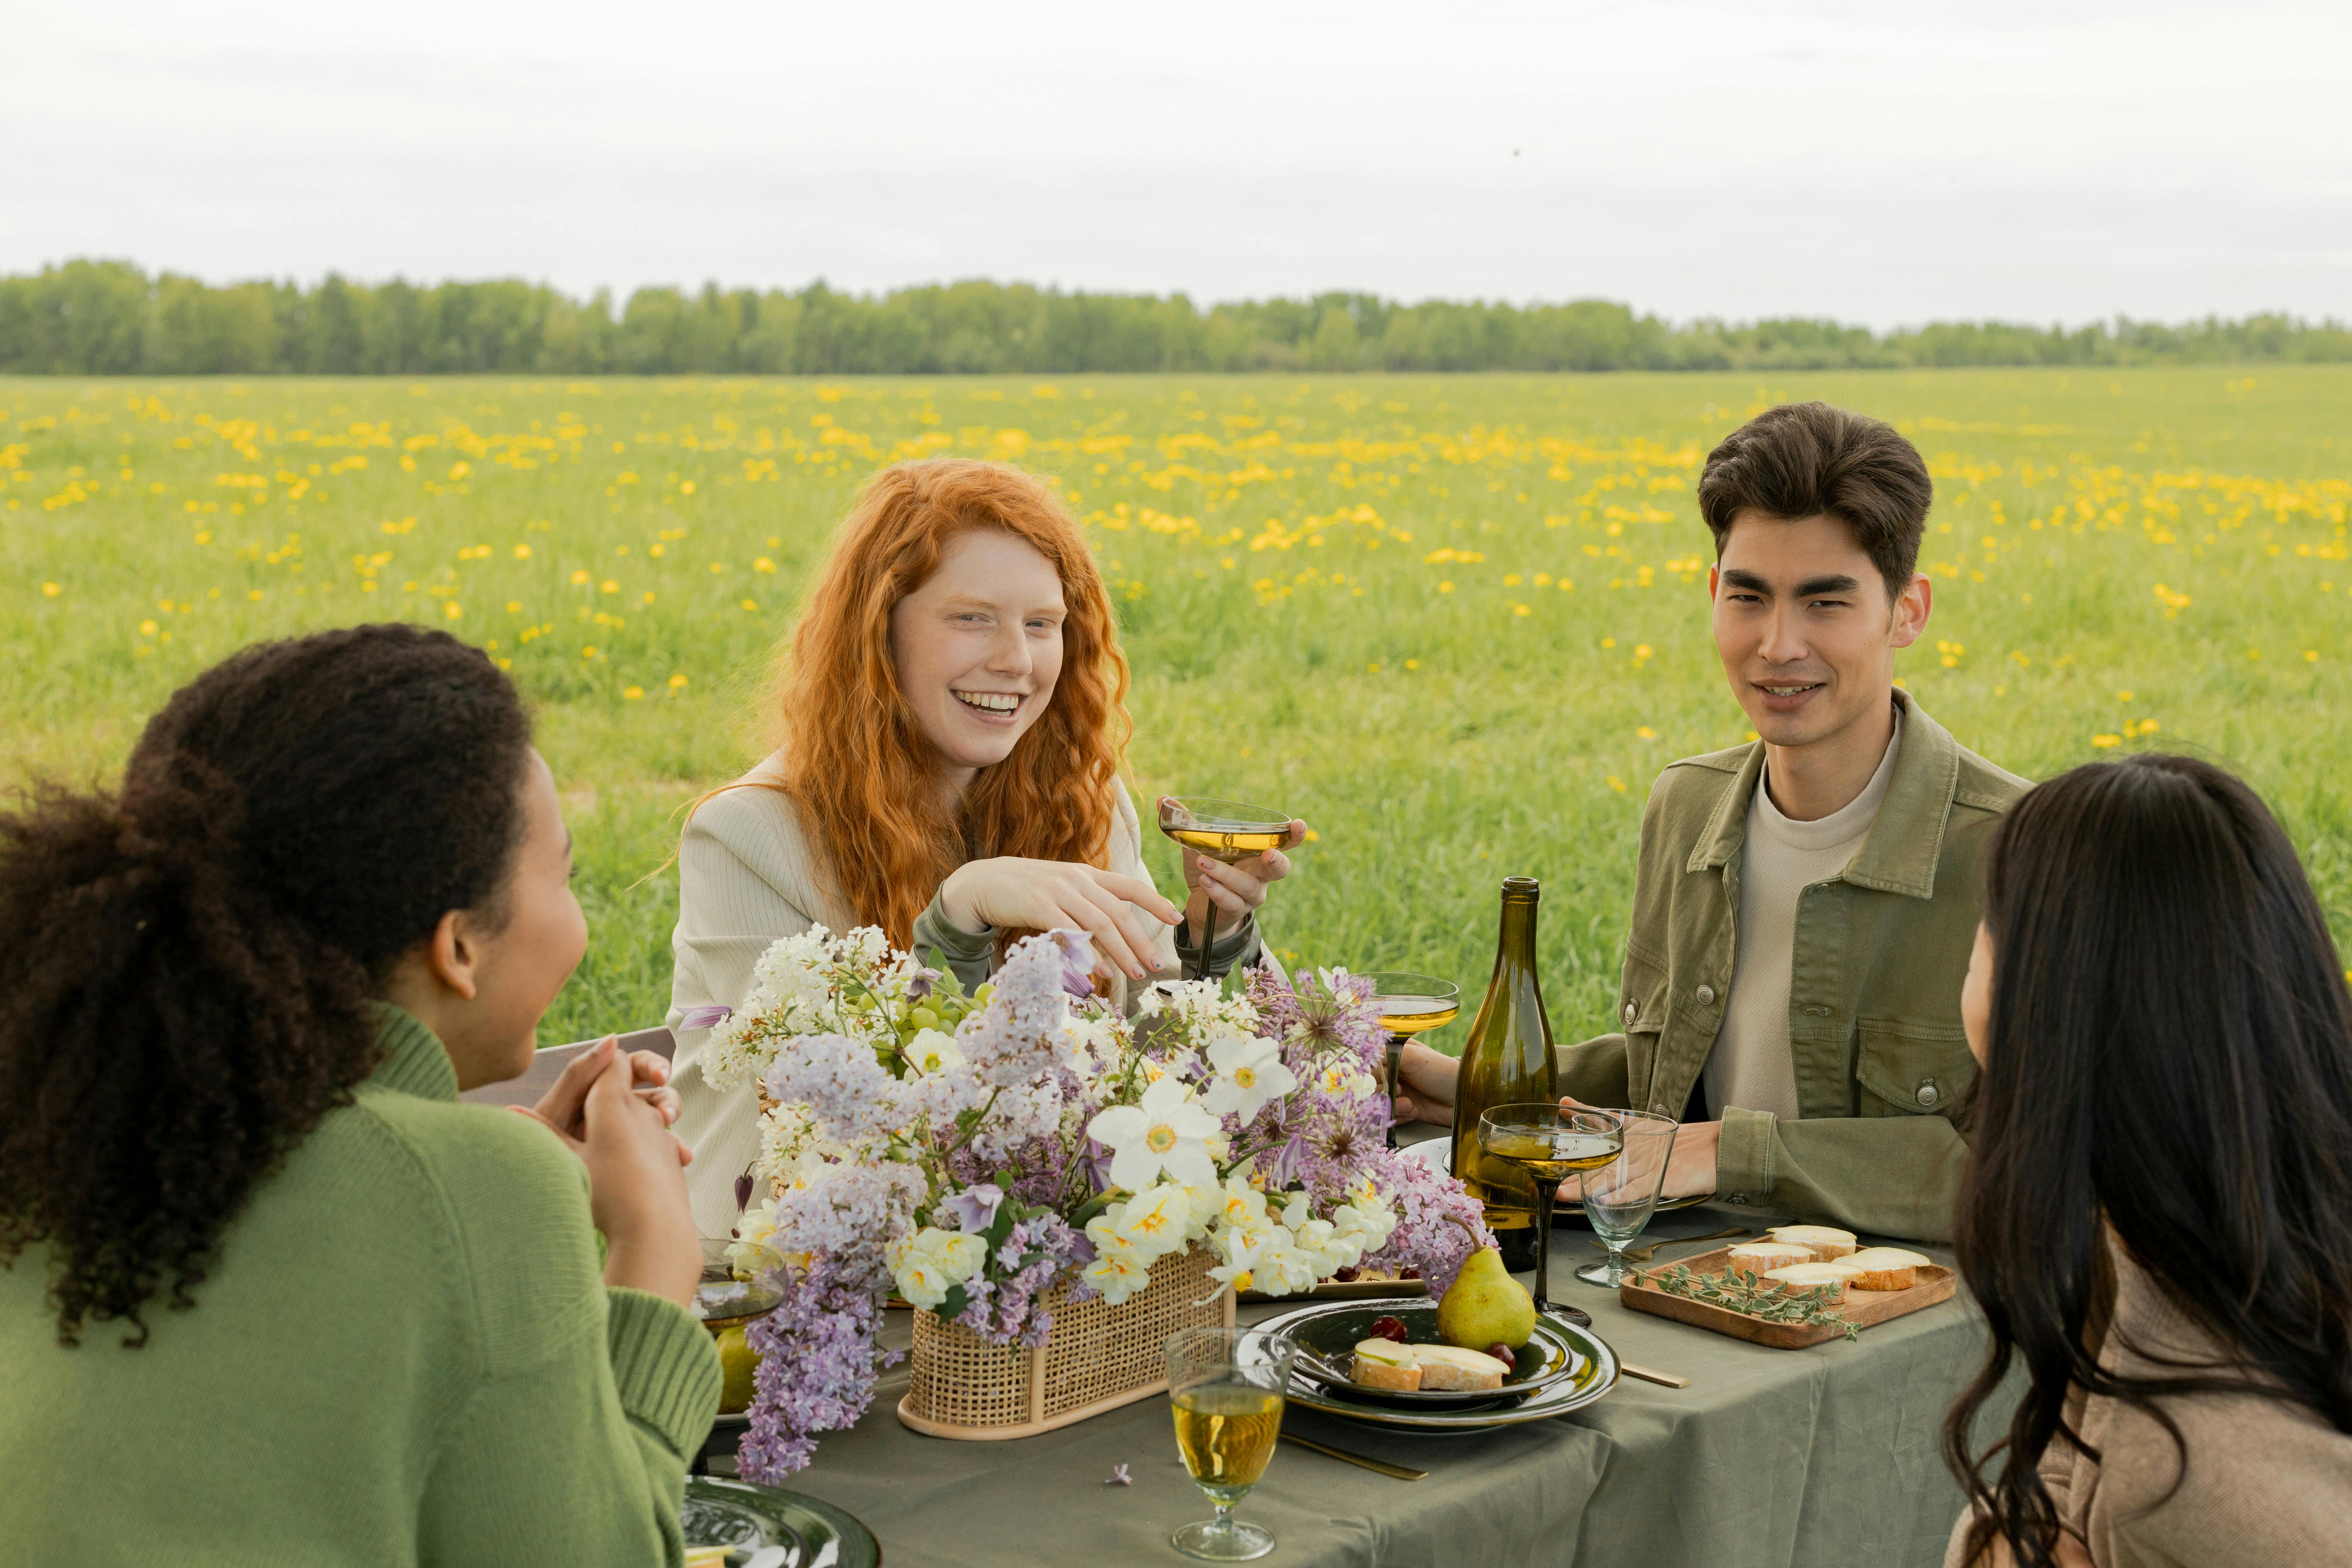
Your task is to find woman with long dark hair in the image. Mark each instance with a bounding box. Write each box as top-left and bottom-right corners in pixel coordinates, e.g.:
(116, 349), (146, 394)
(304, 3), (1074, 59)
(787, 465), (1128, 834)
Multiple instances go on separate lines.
(0, 625), (718, 1564)
(1944, 753), (2352, 1567)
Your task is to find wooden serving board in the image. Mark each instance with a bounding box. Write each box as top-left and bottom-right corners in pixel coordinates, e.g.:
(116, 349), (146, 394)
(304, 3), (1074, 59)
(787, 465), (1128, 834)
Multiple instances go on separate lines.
(1619, 1245), (1957, 1348)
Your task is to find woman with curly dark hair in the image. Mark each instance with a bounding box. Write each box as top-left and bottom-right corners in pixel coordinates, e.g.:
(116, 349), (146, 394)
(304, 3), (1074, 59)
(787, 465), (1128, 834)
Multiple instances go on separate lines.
(1944, 754), (2352, 1567)
(0, 625), (718, 1565)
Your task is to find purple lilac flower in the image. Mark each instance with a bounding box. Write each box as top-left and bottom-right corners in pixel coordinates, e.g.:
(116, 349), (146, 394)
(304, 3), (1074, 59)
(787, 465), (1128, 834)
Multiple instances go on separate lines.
(761, 1032), (899, 1143)
(956, 934), (1075, 1088)
(737, 1257), (900, 1482)
(906, 966), (939, 1002)
(1106, 1464), (1133, 1486)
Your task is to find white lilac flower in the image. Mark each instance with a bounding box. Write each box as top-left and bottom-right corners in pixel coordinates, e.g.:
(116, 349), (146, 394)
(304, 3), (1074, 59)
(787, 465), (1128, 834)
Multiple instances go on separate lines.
(1111, 1182), (1194, 1260)
(906, 1029), (963, 1074)
(1088, 1074), (1219, 1193)
(1200, 1033), (1298, 1124)
(762, 1032), (902, 1144)
(957, 933), (1076, 1088)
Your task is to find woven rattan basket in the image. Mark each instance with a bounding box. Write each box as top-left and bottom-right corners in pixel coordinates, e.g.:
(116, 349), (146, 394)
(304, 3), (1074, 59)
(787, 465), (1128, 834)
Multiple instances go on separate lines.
(896, 1244), (1237, 1440)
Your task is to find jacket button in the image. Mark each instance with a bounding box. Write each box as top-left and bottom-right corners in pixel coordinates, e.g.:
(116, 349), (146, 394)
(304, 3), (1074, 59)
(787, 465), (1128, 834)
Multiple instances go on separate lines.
(1623, 1002), (1638, 1025)
(1695, 984), (1716, 1006)
(1917, 1079), (1940, 1109)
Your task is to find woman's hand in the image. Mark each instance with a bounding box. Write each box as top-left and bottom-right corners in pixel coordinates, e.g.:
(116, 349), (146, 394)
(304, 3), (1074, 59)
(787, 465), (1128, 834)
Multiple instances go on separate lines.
(527, 1037), (681, 1138)
(938, 857), (1181, 981)
(511, 1037), (702, 1307)
(1169, 802), (1307, 949)
(1393, 1041), (1460, 1125)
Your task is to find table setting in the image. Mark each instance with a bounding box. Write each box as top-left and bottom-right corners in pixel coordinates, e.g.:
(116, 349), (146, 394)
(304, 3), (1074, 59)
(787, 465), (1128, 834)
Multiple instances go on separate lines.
(672, 871), (2014, 1566)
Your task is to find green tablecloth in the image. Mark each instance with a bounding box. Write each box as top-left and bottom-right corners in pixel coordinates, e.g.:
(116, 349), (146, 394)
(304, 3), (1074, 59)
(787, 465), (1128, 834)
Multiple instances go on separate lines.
(715, 1200), (2015, 1568)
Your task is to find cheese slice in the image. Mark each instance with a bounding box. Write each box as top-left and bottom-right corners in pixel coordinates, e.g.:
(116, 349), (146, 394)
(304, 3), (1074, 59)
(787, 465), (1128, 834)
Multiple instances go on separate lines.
(1766, 1224), (1858, 1261)
(1842, 1247), (1931, 1290)
(1410, 1344), (1508, 1392)
(1762, 1262), (1860, 1302)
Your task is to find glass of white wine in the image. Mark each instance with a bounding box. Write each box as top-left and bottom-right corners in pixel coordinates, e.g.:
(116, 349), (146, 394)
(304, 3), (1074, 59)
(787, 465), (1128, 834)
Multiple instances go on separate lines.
(1354, 972), (1460, 1146)
(1475, 1104), (1623, 1316)
(1157, 797), (1293, 975)
(1573, 1109), (1678, 1288)
(1165, 1326), (1297, 1562)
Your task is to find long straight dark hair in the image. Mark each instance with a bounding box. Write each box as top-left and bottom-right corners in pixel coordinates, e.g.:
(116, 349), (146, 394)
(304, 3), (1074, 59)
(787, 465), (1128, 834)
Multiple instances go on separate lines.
(1944, 753), (2352, 1568)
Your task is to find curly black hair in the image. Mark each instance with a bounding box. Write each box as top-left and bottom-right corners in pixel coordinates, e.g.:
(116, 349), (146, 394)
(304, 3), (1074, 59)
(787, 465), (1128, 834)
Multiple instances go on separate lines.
(0, 624), (534, 1346)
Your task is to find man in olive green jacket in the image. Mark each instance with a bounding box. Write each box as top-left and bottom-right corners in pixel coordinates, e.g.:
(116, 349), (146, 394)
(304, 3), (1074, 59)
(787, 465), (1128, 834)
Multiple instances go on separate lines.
(1401, 402), (2025, 1242)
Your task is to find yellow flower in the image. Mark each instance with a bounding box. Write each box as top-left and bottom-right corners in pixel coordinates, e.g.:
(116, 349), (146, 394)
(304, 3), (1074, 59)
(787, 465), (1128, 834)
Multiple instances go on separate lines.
(1438, 580), (1454, 593)
(754, 557), (776, 574)
(571, 569), (590, 585)
(443, 602), (462, 620)
(623, 686), (645, 700)
(1637, 726), (1656, 740)
(2092, 734), (2122, 749)
(41, 582), (60, 597)
(668, 673), (689, 690)
(505, 600), (522, 612)
(513, 544), (531, 559)
(1608, 776), (1627, 792)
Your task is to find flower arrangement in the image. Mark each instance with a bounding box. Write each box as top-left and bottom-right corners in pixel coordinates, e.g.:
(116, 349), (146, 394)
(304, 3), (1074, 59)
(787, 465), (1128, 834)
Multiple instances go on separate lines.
(703, 924), (1492, 1480)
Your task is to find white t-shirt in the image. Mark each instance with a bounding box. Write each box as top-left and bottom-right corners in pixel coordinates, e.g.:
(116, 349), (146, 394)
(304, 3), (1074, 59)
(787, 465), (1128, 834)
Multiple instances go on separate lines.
(1701, 712), (1903, 1123)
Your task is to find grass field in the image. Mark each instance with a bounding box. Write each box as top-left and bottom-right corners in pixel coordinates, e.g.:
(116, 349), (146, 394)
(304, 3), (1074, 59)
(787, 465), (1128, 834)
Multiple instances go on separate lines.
(6, 367), (2350, 1048)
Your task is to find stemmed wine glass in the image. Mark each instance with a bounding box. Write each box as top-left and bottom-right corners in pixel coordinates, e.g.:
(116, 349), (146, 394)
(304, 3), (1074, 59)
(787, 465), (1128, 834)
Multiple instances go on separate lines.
(1157, 797), (1292, 973)
(1573, 1109), (1678, 1288)
(1355, 972), (1460, 1146)
(1475, 1104), (1623, 1316)
(1165, 1326), (1298, 1562)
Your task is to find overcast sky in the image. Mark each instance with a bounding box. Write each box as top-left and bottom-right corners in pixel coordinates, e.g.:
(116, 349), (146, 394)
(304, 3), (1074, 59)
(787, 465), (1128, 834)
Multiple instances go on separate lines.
(8, 0), (2348, 329)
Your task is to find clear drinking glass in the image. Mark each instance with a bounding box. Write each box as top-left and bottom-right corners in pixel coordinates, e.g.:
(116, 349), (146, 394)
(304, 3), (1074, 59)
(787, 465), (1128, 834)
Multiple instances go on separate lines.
(1166, 1326), (1297, 1562)
(1355, 972), (1460, 1145)
(1157, 797), (1293, 970)
(1474, 1103), (1622, 1315)
(1572, 1109), (1679, 1287)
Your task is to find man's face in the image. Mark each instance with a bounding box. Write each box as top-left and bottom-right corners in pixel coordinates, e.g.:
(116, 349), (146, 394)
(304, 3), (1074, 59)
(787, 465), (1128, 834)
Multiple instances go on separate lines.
(1709, 511), (1930, 750)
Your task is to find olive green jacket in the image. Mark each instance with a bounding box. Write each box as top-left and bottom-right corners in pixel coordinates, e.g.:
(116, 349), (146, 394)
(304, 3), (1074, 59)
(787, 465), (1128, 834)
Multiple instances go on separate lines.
(1557, 691), (2027, 1241)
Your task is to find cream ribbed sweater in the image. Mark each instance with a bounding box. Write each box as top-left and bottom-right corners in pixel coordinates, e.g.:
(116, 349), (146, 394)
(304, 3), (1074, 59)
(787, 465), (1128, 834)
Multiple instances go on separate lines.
(1944, 1236), (2352, 1567)
(665, 754), (1256, 1237)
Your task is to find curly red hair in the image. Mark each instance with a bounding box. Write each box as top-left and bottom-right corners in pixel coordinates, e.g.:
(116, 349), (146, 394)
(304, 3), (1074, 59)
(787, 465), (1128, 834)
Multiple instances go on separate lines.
(753, 458), (1132, 947)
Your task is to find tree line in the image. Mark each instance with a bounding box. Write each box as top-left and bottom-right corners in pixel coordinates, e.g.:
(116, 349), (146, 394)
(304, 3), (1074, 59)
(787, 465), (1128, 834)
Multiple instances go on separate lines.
(4, 259), (2347, 376)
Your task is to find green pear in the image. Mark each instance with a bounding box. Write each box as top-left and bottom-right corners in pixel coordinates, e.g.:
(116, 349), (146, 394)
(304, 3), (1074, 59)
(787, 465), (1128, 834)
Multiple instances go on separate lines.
(715, 1325), (760, 1414)
(1436, 1246), (1537, 1351)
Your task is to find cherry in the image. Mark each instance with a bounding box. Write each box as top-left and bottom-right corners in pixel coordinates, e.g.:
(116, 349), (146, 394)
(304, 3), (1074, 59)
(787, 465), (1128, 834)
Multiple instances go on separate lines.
(1486, 1342), (1516, 1370)
(1331, 1266), (1361, 1283)
(1399, 1267), (1422, 1280)
(1368, 1315), (1410, 1343)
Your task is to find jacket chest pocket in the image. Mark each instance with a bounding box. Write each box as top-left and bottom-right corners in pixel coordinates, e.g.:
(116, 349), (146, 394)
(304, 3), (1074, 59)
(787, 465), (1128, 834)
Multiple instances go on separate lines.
(1853, 1022), (1976, 1121)
(1617, 949), (1674, 1112)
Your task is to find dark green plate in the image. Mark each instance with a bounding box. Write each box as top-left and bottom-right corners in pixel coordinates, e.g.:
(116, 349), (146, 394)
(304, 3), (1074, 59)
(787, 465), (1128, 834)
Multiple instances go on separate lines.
(682, 1475), (881, 1567)
(1249, 1302), (1619, 1433)
(1281, 1305), (1578, 1405)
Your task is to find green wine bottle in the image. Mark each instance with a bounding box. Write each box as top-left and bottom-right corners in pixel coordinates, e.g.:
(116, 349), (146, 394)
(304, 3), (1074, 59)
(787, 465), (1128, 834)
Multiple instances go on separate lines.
(1450, 876), (1561, 1272)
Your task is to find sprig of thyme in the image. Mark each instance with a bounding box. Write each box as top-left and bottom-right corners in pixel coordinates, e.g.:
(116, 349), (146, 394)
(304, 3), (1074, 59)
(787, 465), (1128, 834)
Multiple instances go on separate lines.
(1641, 1263), (1860, 1342)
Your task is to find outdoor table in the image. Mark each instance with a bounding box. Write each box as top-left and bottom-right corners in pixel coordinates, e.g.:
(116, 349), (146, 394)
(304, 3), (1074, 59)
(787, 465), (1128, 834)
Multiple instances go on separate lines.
(707, 1194), (2016, 1567)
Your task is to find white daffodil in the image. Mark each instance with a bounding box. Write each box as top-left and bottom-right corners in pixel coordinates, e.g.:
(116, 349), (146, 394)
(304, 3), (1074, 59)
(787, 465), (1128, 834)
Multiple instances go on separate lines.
(1254, 1231), (1324, 1296)
(931, 1230), (988, 1283)
(1113, 1182), (1194, 1260)
(905, 1029), (963, 1075)
(1331, 1197), (1397, 1256)
(1200, 1033), (1298, 1123)
(1088, 1074), (1220, 1192)
(1204, 1210), (1280, 1290)
(1086, 1207), (1139, 1263)
(886, 1231), (954, 1311)
(1082, 1247), (1153, 1306)
(1215, 1172), (1270, 1230)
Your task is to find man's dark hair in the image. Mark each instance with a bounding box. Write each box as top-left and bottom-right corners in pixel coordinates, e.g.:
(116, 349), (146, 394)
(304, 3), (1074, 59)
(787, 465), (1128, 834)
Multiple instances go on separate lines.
(1697, 401), (1932, 604)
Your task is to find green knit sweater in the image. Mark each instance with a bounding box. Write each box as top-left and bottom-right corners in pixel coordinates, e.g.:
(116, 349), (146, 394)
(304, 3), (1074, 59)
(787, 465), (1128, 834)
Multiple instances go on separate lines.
(0, 1006), (721, 1565)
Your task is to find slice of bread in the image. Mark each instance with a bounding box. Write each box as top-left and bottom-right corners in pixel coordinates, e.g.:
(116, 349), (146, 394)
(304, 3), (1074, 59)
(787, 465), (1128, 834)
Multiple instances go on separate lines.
(1350, 1338), (1422, 1391)
(1411, 1345), (1507, 1392)
(1766, 1224), (1858, 1261)
(1762, 1262), (1858, 1302)
(1841, 1246), (1931, 1291)
(1725, 1241), (1815, 1280)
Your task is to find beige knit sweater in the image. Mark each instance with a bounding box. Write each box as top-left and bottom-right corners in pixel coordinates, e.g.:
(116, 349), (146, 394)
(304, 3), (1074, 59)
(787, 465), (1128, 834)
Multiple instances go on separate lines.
(1944, 1236), (2352, 1567)
(664, 754), (1256, 1237)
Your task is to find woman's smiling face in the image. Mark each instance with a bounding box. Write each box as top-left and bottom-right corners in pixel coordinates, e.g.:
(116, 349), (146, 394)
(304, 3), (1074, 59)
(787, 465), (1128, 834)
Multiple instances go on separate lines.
(889, 527), (1067, 789)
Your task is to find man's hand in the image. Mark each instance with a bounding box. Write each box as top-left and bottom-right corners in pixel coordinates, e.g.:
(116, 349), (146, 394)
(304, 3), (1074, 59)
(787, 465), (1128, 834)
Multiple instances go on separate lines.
(1393, 1041), (1460, 1125)
(1559, 1094), (1720, 1201)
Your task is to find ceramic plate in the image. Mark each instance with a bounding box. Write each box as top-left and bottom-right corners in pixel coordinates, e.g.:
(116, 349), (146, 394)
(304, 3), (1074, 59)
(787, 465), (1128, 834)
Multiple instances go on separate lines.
(1237, 1273), (1429, 1305)
(1280, 1303), (1580, 1405)
(681, 1476), (881, 1568)
(1395, 1136), (1709, 1217)
(1247, 1303), (1620, 1433)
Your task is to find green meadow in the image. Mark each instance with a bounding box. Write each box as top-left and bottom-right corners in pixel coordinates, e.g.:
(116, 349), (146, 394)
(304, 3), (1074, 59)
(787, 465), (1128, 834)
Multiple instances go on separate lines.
(6, 367), (2349, 1048)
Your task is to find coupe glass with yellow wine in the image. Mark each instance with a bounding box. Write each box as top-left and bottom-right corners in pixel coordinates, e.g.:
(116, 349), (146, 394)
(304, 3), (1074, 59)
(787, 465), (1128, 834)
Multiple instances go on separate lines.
(1157, 797), (1292, 973)
(1165, 1326), (1298, 1562)
(1354, 972), (1460, 1145)
(1474, 1104), (1623, 1316)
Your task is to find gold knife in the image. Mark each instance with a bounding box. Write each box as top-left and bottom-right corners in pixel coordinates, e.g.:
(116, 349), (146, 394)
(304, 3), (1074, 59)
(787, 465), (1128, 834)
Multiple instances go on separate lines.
(1279, 1431), (1428, 1480)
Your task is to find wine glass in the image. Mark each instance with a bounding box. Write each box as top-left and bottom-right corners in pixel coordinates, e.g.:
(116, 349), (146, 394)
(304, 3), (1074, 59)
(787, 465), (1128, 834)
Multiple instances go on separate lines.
(1355, 972), (1460, 1146)
(1157, 797), (1292, 973)
(1165, 1326), (1297, 1562)
(1475, 1103), (1623, 1316)
(1572, 1109), (1678, 1288)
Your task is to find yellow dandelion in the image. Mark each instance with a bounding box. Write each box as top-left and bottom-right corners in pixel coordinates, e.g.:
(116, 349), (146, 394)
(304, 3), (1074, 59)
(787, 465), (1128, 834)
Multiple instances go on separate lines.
(754, 558), (776, 574)
(506, 600), (522, 612)
(1607, 776), (1627, 792)
(2092, 734), (2122, 749)
(741, 599), (758, 611)
(623, 686), (645, 700)
(42, 582), (60, 597)
(668, 673), (689, 690)
(514, 544), (531, 559)
(571, 569), (589, 585)
(443, 602), (462, 620)
(1438, 581), (1454, 593)
(1637, 727), (1656, 740)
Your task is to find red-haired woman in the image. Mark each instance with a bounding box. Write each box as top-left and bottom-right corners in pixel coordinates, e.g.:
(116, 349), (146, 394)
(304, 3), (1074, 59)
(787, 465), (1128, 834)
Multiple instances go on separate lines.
(666, 459), (1304, 1235)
